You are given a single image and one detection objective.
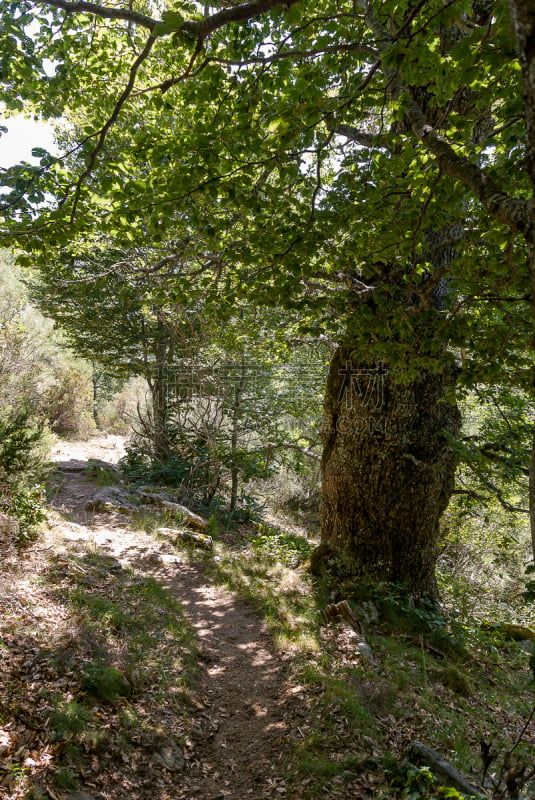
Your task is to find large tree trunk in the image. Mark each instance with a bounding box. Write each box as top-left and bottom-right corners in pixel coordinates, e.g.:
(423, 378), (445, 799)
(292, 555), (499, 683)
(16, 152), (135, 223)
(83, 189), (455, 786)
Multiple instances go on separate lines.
(319, 346), (461, 598)
(530, 424), (535, 565)
(509, 0), (535, 566)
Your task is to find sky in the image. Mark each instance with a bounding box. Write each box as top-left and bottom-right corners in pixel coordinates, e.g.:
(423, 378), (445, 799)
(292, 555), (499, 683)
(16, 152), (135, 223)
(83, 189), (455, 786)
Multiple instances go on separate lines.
(0, 116), (58, 168)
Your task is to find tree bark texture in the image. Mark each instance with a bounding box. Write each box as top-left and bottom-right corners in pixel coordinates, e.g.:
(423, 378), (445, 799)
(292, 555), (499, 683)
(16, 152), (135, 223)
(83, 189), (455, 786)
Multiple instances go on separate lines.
(510, 0), (535, 565)
(510, 0), (535, 188)
(320, 347), (461, 598)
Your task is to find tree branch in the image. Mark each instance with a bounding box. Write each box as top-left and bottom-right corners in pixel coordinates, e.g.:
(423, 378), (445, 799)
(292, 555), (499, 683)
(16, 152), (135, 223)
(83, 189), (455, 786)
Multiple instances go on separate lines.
(355, 0), (532, 236)
(331, 123), (397, 151)
(34, 0), (301, 38)
(476, 475), (528, 513)
(33, 0), (157, 30)
(509, 0), (535, 192)
(404, 95), (531, 236)
(268, 441), (321, 461)
(477, 443), (529, 477)
(66, 33), (157, 219)
(32, 0), (305, 212)
(205, 41), (380, 67)
(183, 0), (301, 40)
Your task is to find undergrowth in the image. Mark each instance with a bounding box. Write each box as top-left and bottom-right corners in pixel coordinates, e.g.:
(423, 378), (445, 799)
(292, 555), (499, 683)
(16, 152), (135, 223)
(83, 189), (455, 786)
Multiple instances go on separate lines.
(4, 454), (535, 799)
(175, 518), (535, 800)
(0, 547), (198, 798)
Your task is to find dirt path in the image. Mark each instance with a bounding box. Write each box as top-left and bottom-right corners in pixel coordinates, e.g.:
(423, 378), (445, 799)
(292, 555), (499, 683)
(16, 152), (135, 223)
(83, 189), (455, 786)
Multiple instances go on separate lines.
(47, 435), (296, 800)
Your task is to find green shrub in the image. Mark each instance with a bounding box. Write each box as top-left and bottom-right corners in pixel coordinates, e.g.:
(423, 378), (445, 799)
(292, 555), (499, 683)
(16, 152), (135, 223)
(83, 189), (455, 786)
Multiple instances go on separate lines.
(120, 437), (220, 505)
(5, 484), (46, 544)
(80, 661), (132, 705)
(0, 410), (46, 543)
(0, 410), (43, 482)
(395, 763), (468, 800)
(252, 523), (313, 566)
(44, 369), (96, 439)
(50, 700), (94, 736)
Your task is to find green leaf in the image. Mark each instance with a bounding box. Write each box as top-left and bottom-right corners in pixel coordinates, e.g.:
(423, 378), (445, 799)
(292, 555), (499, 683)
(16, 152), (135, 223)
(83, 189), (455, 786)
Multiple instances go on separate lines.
(153, 10), (184, 37)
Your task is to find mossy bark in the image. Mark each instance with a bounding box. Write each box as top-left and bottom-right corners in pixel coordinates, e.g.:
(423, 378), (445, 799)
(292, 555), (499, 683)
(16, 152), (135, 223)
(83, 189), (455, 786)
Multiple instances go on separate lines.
(319, 347), (461, 598)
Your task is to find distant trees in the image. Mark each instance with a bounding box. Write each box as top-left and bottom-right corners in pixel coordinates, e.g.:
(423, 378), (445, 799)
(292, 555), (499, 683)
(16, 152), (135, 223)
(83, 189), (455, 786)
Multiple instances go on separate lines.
(30, 238), (327, 506)
(0, 252), (70, 543)
(29, 239), (206, 460)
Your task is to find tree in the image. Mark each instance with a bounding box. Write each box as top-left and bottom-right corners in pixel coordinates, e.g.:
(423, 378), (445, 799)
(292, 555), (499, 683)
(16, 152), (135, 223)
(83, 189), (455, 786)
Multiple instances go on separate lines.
(29, 238), (215, 459)
(1, 0), (534, 595)
(31, 236), (327, 506)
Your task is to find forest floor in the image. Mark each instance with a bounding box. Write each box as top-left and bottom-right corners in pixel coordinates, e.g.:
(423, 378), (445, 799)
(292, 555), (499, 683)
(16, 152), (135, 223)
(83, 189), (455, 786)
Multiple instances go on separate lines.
(1, 435), (535, 800)
(1, 434), (305, 800)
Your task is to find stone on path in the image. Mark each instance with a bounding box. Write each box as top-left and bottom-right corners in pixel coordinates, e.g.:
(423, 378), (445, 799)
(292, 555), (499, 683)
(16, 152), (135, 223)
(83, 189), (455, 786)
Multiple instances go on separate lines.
(160, 501), (209, 530)
(85, 487), (139, 513)
(157, 527), (213, 550)
(153, 737), (185, 771)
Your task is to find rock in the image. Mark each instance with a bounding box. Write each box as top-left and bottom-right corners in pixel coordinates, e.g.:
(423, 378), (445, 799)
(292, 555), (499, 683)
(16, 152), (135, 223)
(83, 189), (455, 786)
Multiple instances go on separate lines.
(353, 633), (377, 664)
(55, 460), (88, 472)
(105, 558), (123, 573)
(23, 789), (48, 800)
(157, 527), (213, 550)
(160, 553), (183, 563)
(86, 459), (120, 472)
(501, 623), (535, 642)
(65, 792), (102, 800)
(157, 527), (177, 543)
(85, 487), (139, 514)
(153, 738), (185, 771)
(160, 501), (209, 530)
(136, 485), (177, 504)
(480, 620), (535, 641)
(134, 487), (209, 530)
